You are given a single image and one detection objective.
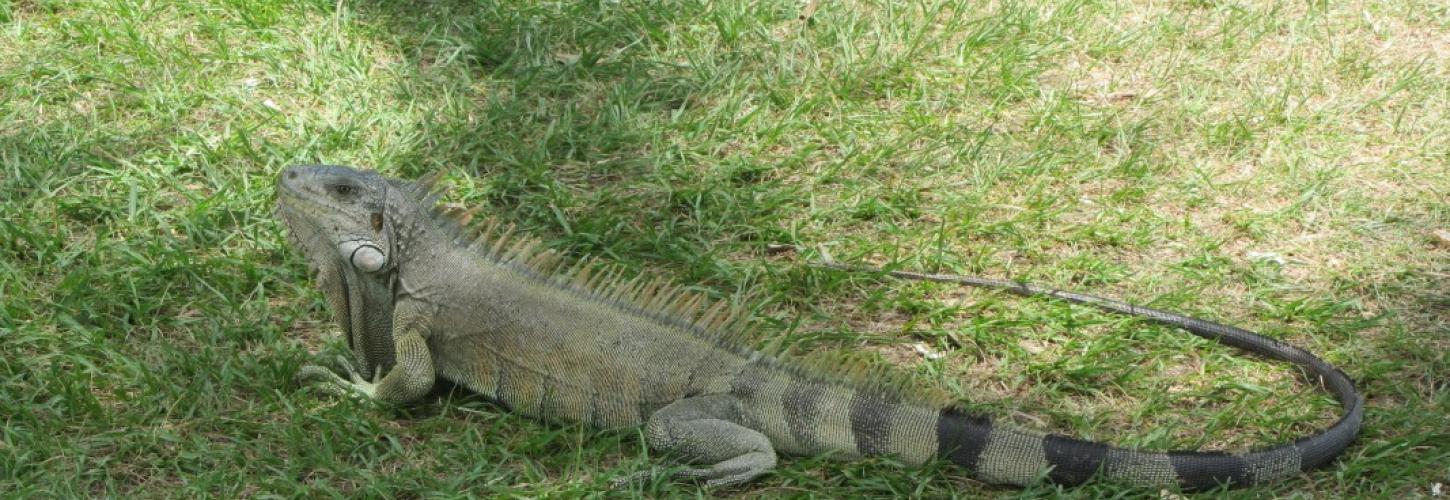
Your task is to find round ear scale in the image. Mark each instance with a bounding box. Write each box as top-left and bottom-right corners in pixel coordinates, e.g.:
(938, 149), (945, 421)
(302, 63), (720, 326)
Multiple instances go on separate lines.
(337, 240), (388, 272)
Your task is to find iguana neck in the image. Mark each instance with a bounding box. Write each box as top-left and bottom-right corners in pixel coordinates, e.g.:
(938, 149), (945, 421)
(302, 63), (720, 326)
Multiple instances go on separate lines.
(346, 197), (478, 371)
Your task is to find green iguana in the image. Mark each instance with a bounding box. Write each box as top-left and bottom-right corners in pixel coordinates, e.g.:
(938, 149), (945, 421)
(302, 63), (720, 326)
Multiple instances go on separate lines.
(275, 164), (1362, 491)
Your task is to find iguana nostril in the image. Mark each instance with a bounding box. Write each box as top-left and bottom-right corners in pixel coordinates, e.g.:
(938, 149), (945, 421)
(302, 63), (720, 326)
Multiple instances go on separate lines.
(287, 170), (298, 180)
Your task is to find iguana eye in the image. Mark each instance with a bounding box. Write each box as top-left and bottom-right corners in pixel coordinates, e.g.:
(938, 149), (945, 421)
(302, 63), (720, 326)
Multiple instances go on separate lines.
(332, 184), (355, 196)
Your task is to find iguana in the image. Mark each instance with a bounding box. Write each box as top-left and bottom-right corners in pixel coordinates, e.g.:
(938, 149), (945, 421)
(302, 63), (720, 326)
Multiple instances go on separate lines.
(275, 164), (1362, 491)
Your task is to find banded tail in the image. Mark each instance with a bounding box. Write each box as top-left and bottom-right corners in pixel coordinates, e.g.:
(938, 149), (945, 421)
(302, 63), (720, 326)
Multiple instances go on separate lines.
(735, 265), (1362, 489)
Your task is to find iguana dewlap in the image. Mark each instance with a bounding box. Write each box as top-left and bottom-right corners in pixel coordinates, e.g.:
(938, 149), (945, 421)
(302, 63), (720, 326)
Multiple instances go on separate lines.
(275, 164), (1361, 490)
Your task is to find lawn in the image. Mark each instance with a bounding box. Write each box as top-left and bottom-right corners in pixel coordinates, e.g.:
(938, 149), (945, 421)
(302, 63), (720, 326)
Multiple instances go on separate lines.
(2, 0), (1446, 497)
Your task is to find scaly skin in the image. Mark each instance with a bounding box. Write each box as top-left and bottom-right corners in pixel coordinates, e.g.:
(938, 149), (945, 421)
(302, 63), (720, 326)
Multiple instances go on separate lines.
(276, 164), (1361, 490)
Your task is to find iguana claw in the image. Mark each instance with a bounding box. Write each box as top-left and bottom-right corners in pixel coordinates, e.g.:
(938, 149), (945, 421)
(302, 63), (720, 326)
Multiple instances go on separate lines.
(335, 354), (363, 381)
(296, 364), (350, 396)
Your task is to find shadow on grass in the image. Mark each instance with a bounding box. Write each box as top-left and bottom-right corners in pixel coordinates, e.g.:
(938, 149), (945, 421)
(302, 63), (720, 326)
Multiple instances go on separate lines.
(346, 0), (800, 272)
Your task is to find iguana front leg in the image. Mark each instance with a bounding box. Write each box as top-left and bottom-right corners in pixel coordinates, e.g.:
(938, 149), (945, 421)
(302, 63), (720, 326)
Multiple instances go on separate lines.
(298, 303), (436, 405)
(625, 395), (779, 488)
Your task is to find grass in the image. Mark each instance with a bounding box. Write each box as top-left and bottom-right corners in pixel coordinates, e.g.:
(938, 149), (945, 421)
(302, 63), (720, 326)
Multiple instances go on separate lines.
(2, 0), (1446, 497)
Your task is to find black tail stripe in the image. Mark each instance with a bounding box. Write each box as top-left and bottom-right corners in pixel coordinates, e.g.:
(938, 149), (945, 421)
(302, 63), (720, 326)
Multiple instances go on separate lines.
(1294, 411), (1360, 472)
(935, 407), (993, 472)
(1042, 434), (1109, 485)
(848, 391), (893, 456)
(783, 382), (825, 451)
(1170, 451), (1250, 490)
(825, 265), (1362, 488)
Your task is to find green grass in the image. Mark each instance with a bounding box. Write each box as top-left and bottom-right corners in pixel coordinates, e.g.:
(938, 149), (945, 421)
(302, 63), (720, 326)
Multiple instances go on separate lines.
(2, 0), (1447, 497)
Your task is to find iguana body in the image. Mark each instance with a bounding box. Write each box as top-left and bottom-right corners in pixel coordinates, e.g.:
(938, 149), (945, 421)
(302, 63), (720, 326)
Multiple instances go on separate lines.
(276, 165), (1362, 490)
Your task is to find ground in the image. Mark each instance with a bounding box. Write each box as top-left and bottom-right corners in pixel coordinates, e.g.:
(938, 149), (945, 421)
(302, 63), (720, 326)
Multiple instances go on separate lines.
(1, 0), (1446, 497)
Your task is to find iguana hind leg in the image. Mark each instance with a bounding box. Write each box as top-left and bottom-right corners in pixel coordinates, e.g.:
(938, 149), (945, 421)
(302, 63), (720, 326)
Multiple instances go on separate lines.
(632, 395), (778, 488)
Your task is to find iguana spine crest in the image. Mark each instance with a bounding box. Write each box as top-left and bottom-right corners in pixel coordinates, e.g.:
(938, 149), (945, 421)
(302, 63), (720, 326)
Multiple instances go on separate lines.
(424, 186), (956, 407)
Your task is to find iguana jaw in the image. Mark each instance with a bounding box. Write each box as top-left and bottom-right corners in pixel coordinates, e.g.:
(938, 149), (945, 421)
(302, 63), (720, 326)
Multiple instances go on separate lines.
(276, 167), (392, 272)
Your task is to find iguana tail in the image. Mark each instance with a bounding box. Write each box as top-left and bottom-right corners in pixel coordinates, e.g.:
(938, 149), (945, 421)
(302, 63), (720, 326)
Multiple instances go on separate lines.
(814, 264), (1362, 489)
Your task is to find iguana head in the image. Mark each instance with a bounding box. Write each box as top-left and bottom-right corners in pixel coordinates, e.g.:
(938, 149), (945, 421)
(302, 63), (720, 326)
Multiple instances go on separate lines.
(276, 164), (399, 275)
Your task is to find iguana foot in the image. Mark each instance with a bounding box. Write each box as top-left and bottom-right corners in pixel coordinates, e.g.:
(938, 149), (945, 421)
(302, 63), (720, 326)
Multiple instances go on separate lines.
(611, 463), (766, 489)
(297, 355), (382, 399)
(609, 469), (659, 489)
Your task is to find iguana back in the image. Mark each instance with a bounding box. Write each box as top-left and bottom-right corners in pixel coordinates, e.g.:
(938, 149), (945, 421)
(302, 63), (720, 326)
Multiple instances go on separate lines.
(277, 164), (1362, 490)
(420, 251), (752, 428)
